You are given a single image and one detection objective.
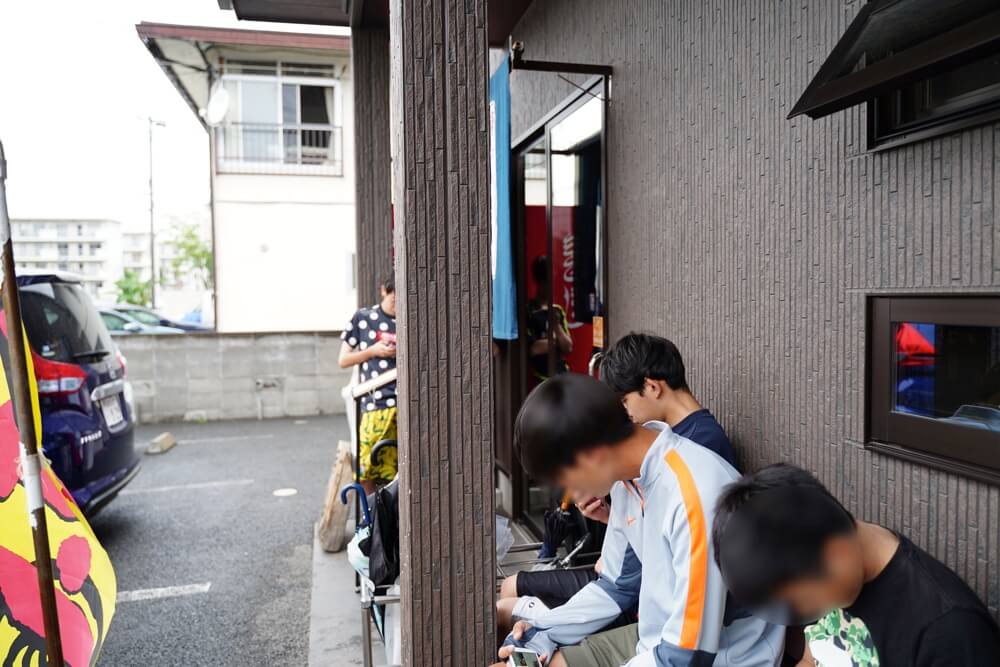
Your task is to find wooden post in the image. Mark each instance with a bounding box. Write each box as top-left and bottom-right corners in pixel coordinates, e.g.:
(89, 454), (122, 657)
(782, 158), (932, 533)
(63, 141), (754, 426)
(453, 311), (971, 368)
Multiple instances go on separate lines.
(351, 27), (393, 306)
(388, 0), (496, 664)
(0, 140), (65, 665)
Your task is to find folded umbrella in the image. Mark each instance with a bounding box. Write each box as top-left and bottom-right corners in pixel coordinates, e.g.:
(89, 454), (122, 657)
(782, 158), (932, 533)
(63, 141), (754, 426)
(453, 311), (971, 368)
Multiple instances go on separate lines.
(537, 491), (576, 560)
(368, 479), (400, 587)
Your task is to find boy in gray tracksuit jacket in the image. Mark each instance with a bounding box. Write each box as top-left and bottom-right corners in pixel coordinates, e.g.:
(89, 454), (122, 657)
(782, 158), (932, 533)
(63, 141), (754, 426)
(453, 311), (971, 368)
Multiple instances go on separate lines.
(498, 375), (783, 667)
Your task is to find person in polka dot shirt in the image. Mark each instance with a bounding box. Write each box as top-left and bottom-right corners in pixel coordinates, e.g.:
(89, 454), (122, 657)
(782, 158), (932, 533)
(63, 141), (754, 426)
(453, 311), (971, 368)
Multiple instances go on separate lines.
(339, 274), (398, 490)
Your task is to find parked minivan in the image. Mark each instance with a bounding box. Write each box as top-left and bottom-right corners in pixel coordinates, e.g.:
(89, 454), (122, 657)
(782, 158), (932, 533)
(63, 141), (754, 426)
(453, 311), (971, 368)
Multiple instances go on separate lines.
(14, 271), (140, 515)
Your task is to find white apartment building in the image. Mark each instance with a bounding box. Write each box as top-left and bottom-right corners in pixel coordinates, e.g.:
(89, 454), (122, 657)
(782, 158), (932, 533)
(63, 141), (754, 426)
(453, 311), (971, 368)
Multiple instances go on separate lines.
(137, 23), (356, 333)
(11, 218), (123, 299)
(122, 231), (152, 283)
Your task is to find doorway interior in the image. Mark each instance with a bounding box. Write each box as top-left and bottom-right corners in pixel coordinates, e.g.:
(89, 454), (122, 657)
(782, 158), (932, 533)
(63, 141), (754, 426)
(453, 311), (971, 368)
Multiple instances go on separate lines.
(494, 77), (609, 534)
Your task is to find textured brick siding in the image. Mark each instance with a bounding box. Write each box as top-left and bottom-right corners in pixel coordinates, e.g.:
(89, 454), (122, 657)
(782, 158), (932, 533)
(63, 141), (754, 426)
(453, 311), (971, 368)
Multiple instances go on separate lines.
(505, 0), (1000, 616)
(390, 0), (496, 662)
(352, 28), (394, 307)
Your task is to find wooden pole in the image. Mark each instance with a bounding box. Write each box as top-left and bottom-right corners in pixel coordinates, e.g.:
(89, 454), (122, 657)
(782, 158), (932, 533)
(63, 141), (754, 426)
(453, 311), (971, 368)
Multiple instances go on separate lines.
(389, 0), (496, 662)
(0, 139), (65, 666)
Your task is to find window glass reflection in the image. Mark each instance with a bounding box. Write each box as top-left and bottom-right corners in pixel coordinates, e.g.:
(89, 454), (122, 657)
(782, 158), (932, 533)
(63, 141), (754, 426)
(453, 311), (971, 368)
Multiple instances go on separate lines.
(894, 321), (1000, 432)
(548, 97), (602, 375)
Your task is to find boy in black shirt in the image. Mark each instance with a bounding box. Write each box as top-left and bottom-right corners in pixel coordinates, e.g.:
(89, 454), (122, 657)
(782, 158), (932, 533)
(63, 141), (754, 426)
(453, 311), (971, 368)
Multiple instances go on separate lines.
(713, 463), (1000, 666)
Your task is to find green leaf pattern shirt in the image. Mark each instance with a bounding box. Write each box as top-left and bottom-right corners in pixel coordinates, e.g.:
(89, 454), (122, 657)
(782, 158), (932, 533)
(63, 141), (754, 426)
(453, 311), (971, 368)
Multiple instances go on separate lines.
(805, 609), (879, 667)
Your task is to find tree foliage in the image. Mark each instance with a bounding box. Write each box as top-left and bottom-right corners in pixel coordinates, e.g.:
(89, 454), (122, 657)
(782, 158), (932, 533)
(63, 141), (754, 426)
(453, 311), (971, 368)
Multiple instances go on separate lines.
(116, 270), (152, 306)
(162, 223), (213, 290)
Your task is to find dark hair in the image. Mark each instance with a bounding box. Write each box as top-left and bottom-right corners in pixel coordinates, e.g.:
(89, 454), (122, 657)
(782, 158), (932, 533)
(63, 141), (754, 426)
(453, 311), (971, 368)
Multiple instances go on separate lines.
(601, 332), (689, 395)
(712, 464), (856, 607)
(514, 373), (634, 482)
(531, 255), (549, 286)
(381, 274), (395, 294)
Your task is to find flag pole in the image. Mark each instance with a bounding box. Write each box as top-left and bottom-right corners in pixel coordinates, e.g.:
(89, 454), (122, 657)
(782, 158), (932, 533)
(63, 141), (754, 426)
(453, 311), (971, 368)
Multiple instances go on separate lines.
(0, 139), (65, 666)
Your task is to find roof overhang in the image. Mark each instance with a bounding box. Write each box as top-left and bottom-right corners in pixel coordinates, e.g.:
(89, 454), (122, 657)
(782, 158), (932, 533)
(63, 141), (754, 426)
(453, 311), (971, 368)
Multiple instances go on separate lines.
(223, 0), (531, 46)
(229, 0), (352, 27)
(487, 0), (533, 48)
(789, 0), (1000, 120)
(135, 22), (351, 129)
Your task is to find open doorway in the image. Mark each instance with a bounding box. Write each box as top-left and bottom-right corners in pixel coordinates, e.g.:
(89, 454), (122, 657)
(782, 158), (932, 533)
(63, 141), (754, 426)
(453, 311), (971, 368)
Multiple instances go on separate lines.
(495, 78), (608, 534)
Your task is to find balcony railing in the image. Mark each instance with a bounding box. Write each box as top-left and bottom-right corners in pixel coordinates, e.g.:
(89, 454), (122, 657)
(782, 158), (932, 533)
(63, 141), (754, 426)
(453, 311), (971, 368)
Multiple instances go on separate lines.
(215, 122), (344, 176)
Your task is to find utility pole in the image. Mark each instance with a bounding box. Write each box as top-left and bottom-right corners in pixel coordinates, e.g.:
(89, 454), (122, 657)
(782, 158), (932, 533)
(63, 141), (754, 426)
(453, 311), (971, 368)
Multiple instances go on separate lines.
(148, 118), (165, 309)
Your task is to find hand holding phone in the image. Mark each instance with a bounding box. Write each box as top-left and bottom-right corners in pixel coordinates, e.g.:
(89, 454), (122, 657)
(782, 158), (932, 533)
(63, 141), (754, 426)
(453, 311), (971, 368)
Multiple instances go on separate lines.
(508, 648), (543, 667)
(498, 621), (553, 666)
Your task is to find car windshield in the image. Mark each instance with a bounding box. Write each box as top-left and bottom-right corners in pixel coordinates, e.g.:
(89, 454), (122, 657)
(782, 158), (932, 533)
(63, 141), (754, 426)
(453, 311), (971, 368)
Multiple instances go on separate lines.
(127, 309), (161, 326)
(102, 312), (129, 331)
(20, 281), (114, 363)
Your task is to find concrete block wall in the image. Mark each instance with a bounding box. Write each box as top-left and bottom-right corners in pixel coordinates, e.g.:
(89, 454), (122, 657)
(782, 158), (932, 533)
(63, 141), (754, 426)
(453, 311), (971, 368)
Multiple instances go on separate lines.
(117, 332), (352, 424)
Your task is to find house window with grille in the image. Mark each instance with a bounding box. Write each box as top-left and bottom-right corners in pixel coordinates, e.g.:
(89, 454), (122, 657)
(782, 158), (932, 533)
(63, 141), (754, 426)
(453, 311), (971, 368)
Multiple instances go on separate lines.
(216, 59), (343, 175)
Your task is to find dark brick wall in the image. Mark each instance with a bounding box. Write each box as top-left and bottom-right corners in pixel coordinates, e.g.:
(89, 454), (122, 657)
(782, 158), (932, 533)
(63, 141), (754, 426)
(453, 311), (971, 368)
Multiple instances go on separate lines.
(389, 0), (496, 663)
(503, 0), (1000, 616)
(352, 28), (393, 307)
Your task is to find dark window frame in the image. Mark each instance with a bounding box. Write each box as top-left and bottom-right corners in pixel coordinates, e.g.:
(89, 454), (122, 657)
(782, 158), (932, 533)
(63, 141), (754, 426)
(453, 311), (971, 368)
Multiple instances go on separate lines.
(789, 0), (1000, 149)
(868, 295), (1000, 485)
(500, 76), (610, 534)
(867, 55), (1000, 150)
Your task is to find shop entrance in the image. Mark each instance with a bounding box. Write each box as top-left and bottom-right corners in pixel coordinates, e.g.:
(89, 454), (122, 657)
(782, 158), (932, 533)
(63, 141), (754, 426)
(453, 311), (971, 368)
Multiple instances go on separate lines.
(495, 78), (608, 534)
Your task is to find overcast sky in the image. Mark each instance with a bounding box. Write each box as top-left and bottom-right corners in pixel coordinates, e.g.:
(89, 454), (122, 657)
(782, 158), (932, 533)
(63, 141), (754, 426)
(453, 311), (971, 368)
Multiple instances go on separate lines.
(0, 1), (346, 232)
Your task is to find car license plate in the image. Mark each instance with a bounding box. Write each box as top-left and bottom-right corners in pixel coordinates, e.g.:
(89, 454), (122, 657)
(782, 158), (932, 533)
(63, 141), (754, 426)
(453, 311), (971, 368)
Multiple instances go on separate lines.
(100, 396), (124, 427)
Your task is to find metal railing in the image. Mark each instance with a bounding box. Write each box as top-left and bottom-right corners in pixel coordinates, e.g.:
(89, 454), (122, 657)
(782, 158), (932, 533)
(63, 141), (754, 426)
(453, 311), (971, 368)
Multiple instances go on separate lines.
(215, 122), (344, 176)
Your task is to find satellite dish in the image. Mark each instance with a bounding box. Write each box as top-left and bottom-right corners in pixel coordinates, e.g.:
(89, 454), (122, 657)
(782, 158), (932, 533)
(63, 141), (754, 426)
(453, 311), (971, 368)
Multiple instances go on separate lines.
(204, 81), (230, 126)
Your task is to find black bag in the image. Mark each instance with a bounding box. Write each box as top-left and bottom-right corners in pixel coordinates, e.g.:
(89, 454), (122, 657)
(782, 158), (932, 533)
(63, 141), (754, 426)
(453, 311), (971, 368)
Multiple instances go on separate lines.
(368, 479), (400, 587)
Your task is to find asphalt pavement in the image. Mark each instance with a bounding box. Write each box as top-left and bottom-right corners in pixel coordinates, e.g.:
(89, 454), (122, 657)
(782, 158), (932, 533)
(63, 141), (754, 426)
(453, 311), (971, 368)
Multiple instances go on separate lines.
(92, 416), (350, 666)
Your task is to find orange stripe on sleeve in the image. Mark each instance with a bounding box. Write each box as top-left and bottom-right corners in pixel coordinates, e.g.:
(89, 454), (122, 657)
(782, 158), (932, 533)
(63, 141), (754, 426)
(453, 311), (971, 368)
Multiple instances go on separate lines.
(665, 449), (708, 650)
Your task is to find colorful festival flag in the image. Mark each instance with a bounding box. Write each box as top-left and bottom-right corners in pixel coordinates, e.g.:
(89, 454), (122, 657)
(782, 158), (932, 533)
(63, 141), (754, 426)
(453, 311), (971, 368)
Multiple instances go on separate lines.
(0, 321), (117, 666)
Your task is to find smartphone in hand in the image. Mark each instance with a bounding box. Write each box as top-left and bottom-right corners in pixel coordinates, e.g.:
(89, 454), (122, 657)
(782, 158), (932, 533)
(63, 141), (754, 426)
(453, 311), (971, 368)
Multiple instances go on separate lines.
(508, 648), (543, 667)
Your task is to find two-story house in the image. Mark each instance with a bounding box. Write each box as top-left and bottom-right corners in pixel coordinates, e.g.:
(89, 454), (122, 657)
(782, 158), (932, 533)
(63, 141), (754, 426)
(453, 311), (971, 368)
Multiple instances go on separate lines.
(137, 23), (356, 332)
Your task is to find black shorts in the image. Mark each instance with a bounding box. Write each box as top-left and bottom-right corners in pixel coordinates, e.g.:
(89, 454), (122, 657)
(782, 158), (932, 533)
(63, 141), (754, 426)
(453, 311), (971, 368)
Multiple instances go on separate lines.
(515, 569), (636, 630)
(515, 568), (598, 608)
